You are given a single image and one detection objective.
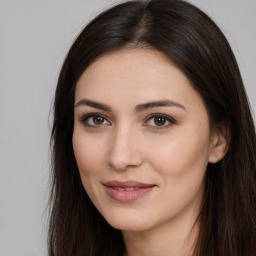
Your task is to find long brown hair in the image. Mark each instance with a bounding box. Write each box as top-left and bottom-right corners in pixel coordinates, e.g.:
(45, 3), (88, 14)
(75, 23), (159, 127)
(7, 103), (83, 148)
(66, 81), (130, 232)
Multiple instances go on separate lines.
(48, 0), (256, 255)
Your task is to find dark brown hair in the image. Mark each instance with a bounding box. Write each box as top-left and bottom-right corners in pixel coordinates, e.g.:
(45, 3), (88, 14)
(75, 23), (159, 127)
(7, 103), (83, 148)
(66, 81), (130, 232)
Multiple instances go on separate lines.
(49, 0), (256, 255)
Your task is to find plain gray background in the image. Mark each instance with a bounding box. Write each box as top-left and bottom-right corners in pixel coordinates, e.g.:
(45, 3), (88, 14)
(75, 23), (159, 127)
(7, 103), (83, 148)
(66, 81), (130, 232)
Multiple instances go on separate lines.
(0, 1), (255, 255)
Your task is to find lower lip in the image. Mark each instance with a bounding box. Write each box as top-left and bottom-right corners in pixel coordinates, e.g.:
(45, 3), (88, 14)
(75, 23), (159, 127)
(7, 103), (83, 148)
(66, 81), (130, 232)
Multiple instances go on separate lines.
(104, 186), (155, 203)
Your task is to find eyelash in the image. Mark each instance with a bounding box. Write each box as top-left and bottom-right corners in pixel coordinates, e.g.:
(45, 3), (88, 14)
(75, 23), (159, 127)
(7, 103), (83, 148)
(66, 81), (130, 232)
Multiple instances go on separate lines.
(143, 113), (176, 129)
(79, 113), (110, 128)
(79, 113), (176, 129)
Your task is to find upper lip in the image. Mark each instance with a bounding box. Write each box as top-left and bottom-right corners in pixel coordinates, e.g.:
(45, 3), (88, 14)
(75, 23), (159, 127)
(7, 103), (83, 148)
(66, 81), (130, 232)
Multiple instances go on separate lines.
(103, 180), (155, 188)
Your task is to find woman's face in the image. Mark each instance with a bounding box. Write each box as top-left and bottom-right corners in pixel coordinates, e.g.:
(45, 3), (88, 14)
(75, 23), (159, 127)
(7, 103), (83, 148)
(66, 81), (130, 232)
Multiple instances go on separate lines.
(73, 49), (219, 232)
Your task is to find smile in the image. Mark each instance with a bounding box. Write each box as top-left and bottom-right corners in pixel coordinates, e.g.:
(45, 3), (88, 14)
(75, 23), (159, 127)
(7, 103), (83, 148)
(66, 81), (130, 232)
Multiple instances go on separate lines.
(103, 180), (156, 203)
(113, 187), (140, 191)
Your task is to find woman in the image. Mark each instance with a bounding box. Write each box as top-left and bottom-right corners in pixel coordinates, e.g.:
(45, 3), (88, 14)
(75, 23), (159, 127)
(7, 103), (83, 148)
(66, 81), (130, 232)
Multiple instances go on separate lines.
(48, 0), (256, 255)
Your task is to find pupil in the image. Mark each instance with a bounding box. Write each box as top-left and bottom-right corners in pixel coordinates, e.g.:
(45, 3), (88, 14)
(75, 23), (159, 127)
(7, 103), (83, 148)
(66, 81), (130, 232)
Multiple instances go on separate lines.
(93, 116), (104, 124)
(154, 117), (166, 126)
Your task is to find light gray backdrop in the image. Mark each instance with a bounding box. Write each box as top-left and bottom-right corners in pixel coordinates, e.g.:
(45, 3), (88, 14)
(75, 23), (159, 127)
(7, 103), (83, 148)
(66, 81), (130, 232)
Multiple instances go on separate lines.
(0, 1), (255, 255)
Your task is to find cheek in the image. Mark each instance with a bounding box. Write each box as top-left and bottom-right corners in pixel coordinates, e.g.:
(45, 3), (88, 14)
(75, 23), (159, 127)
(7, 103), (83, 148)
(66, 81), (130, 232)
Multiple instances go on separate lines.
(72, 133), (108, 207)
(147, 128), (211, 178)
(147, 132), (210, 214)
(72, 133), (104, 178)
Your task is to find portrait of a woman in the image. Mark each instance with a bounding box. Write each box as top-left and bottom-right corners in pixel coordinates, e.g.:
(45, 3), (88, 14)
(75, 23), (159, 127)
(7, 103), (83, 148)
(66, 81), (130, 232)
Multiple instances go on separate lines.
(48, 0), (256, 255)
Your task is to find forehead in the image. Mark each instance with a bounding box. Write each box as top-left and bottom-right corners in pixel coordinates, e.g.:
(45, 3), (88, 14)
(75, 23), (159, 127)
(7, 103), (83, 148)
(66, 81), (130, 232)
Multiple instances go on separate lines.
(75, 48), (204, 111)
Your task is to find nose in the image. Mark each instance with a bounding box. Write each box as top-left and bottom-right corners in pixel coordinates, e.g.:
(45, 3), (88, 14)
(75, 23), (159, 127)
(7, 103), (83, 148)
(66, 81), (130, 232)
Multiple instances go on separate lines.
(106, 125), (143, 171)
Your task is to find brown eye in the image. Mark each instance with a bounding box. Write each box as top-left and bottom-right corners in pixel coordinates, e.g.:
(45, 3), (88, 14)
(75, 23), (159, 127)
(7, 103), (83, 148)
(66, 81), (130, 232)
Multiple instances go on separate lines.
(80, 113), (110, 127)
(143, 114), (176, 129)
(93, 116), (104, 125)
(154, 117), (167, 126)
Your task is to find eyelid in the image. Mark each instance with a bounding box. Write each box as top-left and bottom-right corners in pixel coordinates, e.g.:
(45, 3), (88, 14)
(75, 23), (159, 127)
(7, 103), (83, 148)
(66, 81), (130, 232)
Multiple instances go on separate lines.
(78, 112), (176, 129)
(79, 112), (111, 127)
(143, 113), (176, 128)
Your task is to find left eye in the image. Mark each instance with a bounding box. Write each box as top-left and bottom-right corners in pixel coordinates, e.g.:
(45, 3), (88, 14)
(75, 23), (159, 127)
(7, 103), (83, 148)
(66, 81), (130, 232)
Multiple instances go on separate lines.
(144, 114), (176, 128)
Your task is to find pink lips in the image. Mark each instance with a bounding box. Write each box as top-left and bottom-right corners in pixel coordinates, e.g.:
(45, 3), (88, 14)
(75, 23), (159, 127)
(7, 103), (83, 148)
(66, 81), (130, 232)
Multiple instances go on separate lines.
(104, 180), (155, 203)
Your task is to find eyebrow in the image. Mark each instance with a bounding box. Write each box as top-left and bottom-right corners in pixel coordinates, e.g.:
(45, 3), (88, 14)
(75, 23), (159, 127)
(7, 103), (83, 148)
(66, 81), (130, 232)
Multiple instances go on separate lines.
(75, 99), (186, 112)
(75, 99), (112, 112)
(135, 100), (186, 112)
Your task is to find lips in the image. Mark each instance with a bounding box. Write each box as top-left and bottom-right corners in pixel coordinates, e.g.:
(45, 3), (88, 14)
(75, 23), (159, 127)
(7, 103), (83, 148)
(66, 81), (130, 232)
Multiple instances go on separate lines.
(103, 180), (156, 202)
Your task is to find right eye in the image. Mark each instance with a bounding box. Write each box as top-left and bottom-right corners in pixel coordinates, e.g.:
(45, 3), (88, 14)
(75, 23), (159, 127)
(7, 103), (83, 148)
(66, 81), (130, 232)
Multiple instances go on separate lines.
(80, 113), (111, 128)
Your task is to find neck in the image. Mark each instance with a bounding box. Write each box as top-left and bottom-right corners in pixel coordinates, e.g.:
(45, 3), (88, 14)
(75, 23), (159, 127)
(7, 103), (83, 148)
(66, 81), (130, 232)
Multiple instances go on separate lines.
(122, 213), (199, 256)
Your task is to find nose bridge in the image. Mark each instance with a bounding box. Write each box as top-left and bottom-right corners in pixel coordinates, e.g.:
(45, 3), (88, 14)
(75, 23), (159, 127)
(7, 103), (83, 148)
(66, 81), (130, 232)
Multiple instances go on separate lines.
(107, 123), (142, 171)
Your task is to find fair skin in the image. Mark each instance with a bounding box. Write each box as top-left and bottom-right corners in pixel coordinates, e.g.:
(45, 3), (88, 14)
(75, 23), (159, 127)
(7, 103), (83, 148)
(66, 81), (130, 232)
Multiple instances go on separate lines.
(72, 49), (227, 256)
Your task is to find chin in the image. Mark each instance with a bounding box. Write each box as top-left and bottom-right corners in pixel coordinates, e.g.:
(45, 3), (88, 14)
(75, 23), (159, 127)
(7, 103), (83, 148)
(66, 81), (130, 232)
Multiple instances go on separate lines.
(102, 208), (154, 232)
(109, 220), (151, 232)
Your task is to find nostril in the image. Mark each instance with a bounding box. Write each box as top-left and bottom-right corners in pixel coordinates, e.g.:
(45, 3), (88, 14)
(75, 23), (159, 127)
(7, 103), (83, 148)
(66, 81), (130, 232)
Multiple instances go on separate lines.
(107, 148), (143, 171)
